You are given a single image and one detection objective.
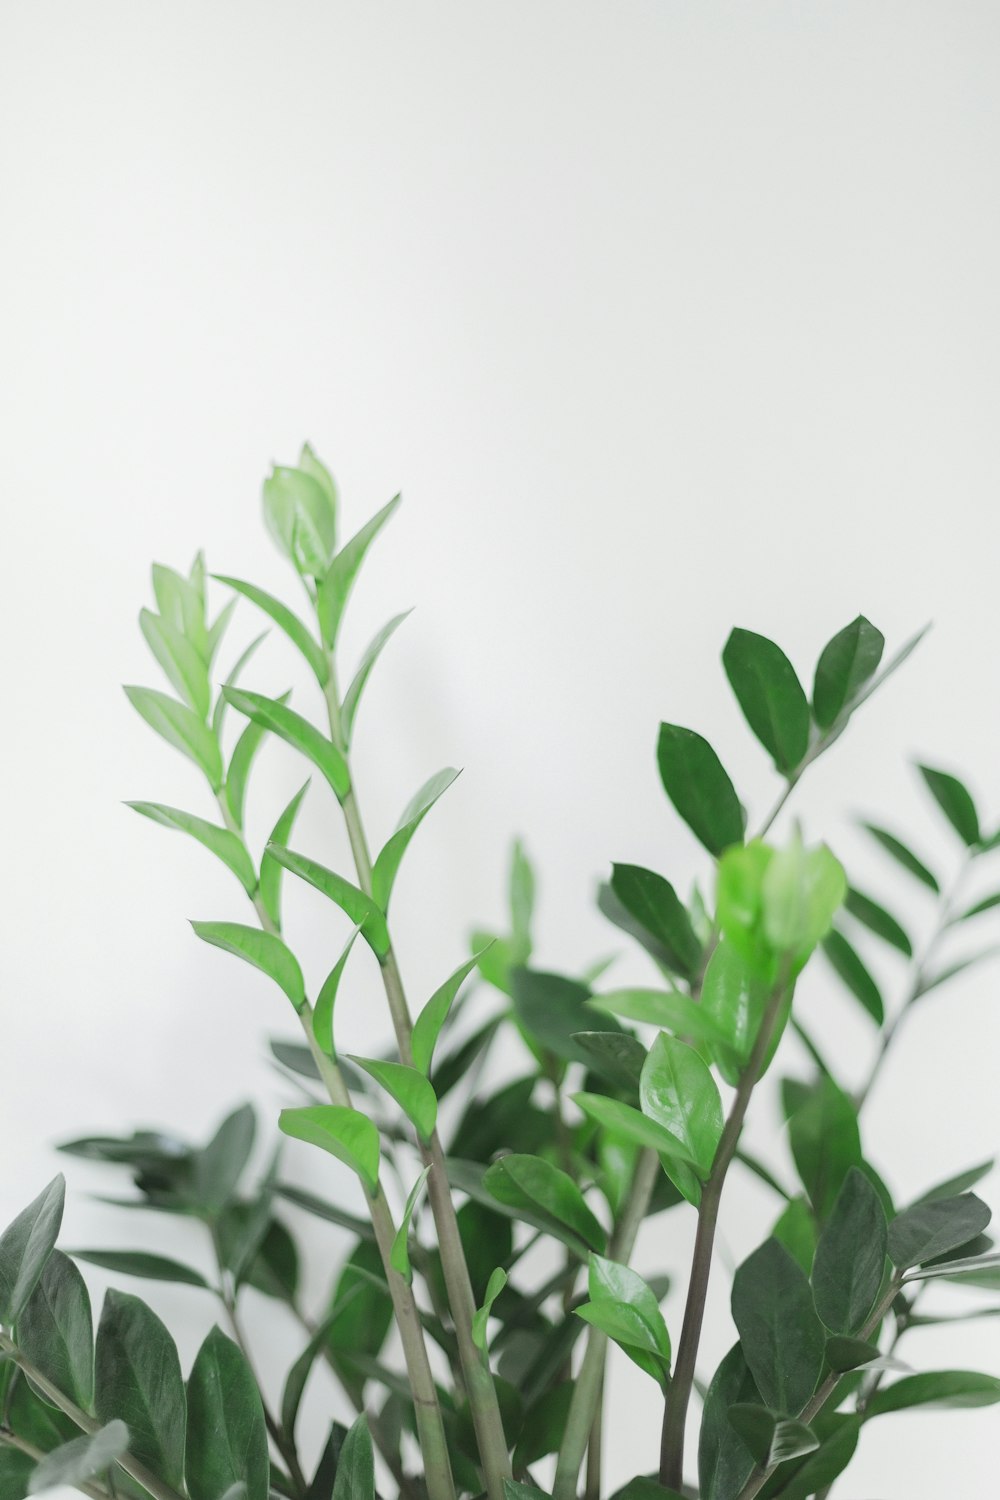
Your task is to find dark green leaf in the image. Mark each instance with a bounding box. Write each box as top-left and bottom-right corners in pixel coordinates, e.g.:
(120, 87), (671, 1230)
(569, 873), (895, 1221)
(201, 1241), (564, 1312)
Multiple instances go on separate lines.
(861, 822), (939, 892)
(588, 988), (731, 1049)
(194, 1104), (256, 1213)
(917, 764), (981, 846)
(279, 1106), (380, 1193)
(571, 1031), (648, 1090)
(484, 1155), (605, 1254)
(639, 1033), (723, 1177)
(888, 1193), (992, 1269)
(812, 616), (884, 729)
(265, 846), (390, 959)
(656, 723), (744, 856)
(912, 1159), (995, 1205)
(95, 1289), (185, 1489)
(17, 1251), (94, 1409)
(812, 1168), (887, 1334)
(905, 1250), (1000, 1285)
(275, 1184), (373, 1241)
(259, 780), (310, 932)
(72, 1249), (211, 1289)
(371, 768), (460, 911)
(223, 688), (350, 800)
(316, 496), (401, 649)
(127, 802), (257, 895)
(348, 1058), (437, 1141)
(511, 967), (623, 1069)
(788, 1078), (861, 1220)
(824, 1336), (882, 1372)
(727, 1405), (818, 1468)
(326, 1241), (393, 1405)
(27, 1421), (128, 1494)
(331, 1415), (374, 1500)
(192, 922), (306, 1011)
(411, 951), (486, 1076)
(844, 887), (912, 956)
(124, 686), (223, 789)
(0, 1449), (33, 1500)
(957, 891), (1000, 921)
(764, 1414), (859, 1500)
(731, 1239), (826, 1413)
(722, 628), (810, 774)
(698, 1343), (760, 1500)
(186, 1327), (269, 1500)
(821, 928), (884, 1024)
(609, 865), (701, 979)
(771, 1196), (817, 1275)
(0, 1177), (65, 1325)
(866, 1370), (1000, 1415)
(342, 613), (412, 746)
(512, 1383), (574, 1471)
(212, 576), (328, 683)
(140, 608), (211, 717)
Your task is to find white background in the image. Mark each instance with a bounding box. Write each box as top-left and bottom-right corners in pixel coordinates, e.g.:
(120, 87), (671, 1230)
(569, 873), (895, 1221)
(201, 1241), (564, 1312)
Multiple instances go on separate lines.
(2, 2), (999, 1496)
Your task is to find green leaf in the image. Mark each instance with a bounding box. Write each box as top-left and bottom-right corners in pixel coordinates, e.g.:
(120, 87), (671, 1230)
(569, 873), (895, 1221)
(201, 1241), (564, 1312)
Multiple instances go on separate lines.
(888, 1193), (992, 1269)
(371, 768), (460, 911)
(509, 839), (535, 961)
(913, 1159), (995, 1205)
(313, 927), (361, 1060)
(761, 835), (846, 961)
(225, 690), (292, 830)
(699, 939), (771, 1085)
(325, 1242), (393, 1404)
(579, 1253), (671, 1382)
(698, 1344), (760, 1500)
(471, 1267), (508, 1352)
(342, 612), (412, 745)
(411, 950), (486, 1076)
(263, 464), (337, 577)
(17, 1251), (94, 1410)
(788, 1078), (861, 1219)
(485, 1154), (606, 1254)
(331, 1414), (375, 1500)
(821, 928), (884, 1024)
(140, 608), (211, 717)
(192, 922), (306, 1011)
(772, 1196), (818, 1274)
(957, 891), (1000, 921)
(0, 1177), (65, 1325)
(194, 1104), (256, 1213)
(861, 822), (939, 892)
(512, 1384), (575, 1471)
(904, 1250), (1000, 1285)
(843, 887), (912, 956)
(212, 576), (329, 683)
(223, 687), (350, 800)
(722, 628), (810, 774)
(279, 1106), (380, 1193)
(639, 1033), (723, 1178)
(511, 968), (624, 1069)
(727, 1405), (818, 1468)
(124, 686), (223, 789)
(731, 1238), (826, 1413)
(0, 1448), (34, 1500)
(316, 495), (401, 649)
(572, 1094), (702, 1205)
(390, 1167), (431, 1283)
(811, 1168), (888, 1334)
(917, 763), (981, 846)
(259, 779), (310, 932)
(71, 1250), (211, 1288)
(349, 1058), (437, 1141)
(299, 442), (338, 525)
(265, 846), (390, 959)
(186, 1326), (269, 1500)
(812, 616), (884, 729)
(588, 988), (731, 1048)
(765, 1413), (860, 1500)
(206, 597), (237, 669)
(94, 1289), (185, 1489)
(126, 802), (257, 895)
(27, 1420), (129, 1494)
(866, 1370), (1000, 1416)
(571, 1031), (648, 1090)
(656, 723), (744, 856)
(151, 563), (206, 657)
(609, 865), (701, 979)
(212, 629), (269, 740)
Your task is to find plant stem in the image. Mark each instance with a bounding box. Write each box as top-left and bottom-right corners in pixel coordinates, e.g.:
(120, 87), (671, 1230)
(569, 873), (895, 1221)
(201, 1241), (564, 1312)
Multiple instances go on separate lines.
(552, 1147), (660, 1500)
(0, 1424), (112, 1500)
(659, 979), (790, 1493)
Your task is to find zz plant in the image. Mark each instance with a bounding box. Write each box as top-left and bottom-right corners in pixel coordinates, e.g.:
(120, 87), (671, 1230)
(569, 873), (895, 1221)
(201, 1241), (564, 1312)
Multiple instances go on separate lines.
(2, 446), (998, 1500)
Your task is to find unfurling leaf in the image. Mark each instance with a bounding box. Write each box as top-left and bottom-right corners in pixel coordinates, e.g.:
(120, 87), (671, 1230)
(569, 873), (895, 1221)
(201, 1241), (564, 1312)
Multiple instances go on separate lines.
(722, 628), (810, 774)
(263, 463), (337, 578)
(191, 922), (306, 1012)
(812, 616), (884, 729)
(656, 723), (744, 856)
(140, 607), (211, 717)
(279, 1106), (380, 1194)
(390, 1167), (432, 1283)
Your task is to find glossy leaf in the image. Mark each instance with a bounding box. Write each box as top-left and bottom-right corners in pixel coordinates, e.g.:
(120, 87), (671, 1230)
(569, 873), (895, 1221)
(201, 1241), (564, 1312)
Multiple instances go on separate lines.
(263, 464), (337, 577)
(918, 763), (981, 846)
(225, 691), (288, 831)
(71, 1250), (211, 1289)
(17, 1251), (94, 1410)
(125, 686), (223, 789)
(192, 922), (306, 1011)
(639, 1033), (723, 1178)
(788, 1077), (861, 1219)
(342, 612), (412, 744)
(760, 833), (846, 961)
(888, 1193), (992, 1269)
(371, 768), (460, 911)
(844, 886), (912, 956)
(212, 576), (329, 683)
(279, 1106), (380, 1193)
(731, 1238), (826, 1414)
(332, 1414), (375, 1500)
(812, 1168), (887, 1334)
(349, 1057), (437, 1141)
(866, 1370), (1000, 1415)
(822, 928), (884, 1024)
(699, 939), (770, 1085)
(94, 1289), (185, 1489)
(656, 723), (744, 856)
(140, 607), (211, 717)
(861, 822), (939, 892)
(223, 688), (350, 800)
(259, 779), (310, 932)
(812, 616), (884, 729)
(485, 1154), (606, 1254)
(313, 927), (361, 1059)
(0, 1176), (65, 1325)
(390, 1167), (431, 1283)
(265, 845), (390, 958)
(186, 1326), (269, 1500)
(126, 802), (257, 895)
(588, 988), (730, 1048)
(27, 1420), (129, 1494)
(577, 1253), (671, 1384)
(471, 1267), (508, 1352)
(722, 628), (810, 774)
(609, 865), (701, 979)
(573, 1093), (702, 1205)
(411, 950), (486, 1076)
(316, 495), (401, 649)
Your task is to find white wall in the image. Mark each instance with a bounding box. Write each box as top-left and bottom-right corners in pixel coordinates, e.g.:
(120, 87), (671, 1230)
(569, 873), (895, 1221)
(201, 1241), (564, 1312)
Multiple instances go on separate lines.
(2, 2), (998, 1495)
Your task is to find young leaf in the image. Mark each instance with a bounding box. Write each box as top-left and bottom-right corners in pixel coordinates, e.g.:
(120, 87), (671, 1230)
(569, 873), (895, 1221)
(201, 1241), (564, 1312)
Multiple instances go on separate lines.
(211, 576), (329, 684)
(844, 886), (912, 956)
(27, 1421), (129, 1495)
(656, 723), (744, 856)
(349, 1058), (437, 1141)
(212, 629), (269, 740)
(259, 779), (310, 932)
(313, 927), (361, 1059)
(70, 1250), (211, 1288)
(191, 922), (306, 1011)
(639, 1033), (723, 1178)
(206, 596), (237, 669)
(95, 1290), (185, 1489)
(124, 686), (223, 789)
(140, 608), (211, 717)
(471, 1267), (508, 1352)
(186, 1326), (269, 1500)
(126, 802), (257, 895)
(194, 1104), (256, 1214)
(0, 1176), (65, 1325)
(342, 612), (413, 745)
(588, 988), (731, 1048)
(278, 1106), (380, 1193)
(821, 928), (884, 1025)
(579, 1253), (671, 1381)
(222, 688), (350, 800)
(731, 1238), (826, 1414)
(371, 768), (460, 911)
(572, 1094), (702, 1204)
(152, 562), (205, 652)
(484, 1155), (606, 1254)
(699, 939), (769, 1085)
(722, 628), (810, 774)
(316, 495), (401, 649)
(264, 846), (390, 959)
(917, 763), (981, 846)
(332, 1415), (375, 1500)
(17, 1251), (94, 1410)
(390, 1167), (432, 1283)
(263, 464), (336, 578)
(760, 835), (846, 960)
(509, 839), (536, 961)
(866, 1370), (1000, 1415)
(861, 822), (940, 892)
(812, 616), (884, 729)
(698, 1344), (760, 1500)
(411, 950), (486, 1076)
(811, 1167), (888, 1334)
(609, 865), (702, 979)
(225, 690), (291, 831)
(788, 1077), (861, 1219)
(888, 1193), (992, 1270)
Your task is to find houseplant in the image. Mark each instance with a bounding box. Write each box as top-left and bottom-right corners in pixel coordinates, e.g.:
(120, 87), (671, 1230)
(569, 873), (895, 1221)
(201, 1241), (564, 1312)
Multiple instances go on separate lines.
(1, 447), (997, 1500)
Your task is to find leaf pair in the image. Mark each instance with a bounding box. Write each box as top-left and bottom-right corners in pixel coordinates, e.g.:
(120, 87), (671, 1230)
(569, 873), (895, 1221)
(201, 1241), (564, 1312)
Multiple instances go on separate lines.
(576, 1254), (672, 1386)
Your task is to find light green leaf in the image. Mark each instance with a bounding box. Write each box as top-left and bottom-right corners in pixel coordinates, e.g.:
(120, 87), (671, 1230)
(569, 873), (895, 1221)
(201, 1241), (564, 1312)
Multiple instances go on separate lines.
(484, 1155), (606, 1255)
(71, 1250), (211, 1289)
(371, 768), (460, 911)
(609, 865), (702, 980)
(510, 840), (535, 961)
(861, 822), (939, 892)
(390, 1167), (431, 1283)
(191, 921), (306, 1011)
(313, 927), (362, 1059)
(259, 779), (310, 932)
(822, 928), (884, 1025)
(225, 688), (292, 830)
(152, 563), (206, 657)
(866, 1370), (1000, 1415)
(760, 834), (846, 959)
(212, 576), (329, 683)
(126, 802), (257, 895)
(140, 608), (210, 717)
(731, 1238), (826, 1414)
(17, 1251), (94, 1410)
(812, 1168), (887, 1334)
(812, 616), (884, 729)
(917, 763), (981, 846)
(212, 630), (268, 740)
(722, 628), (810, 774)
(316, 495), (401, 649)
(0, 1176), (65, 1325)
(471, 1267), (508, 1351)
(639, 1033), (723, 1178)
(656, 723), (744, 856)
(699, 939), (771, 1085)
(332, 1414), (375, 1500)
(186, 1326), (269, 1500)
(205, 598), (237, 669)
(342, 612), (412, 745)
(577, 1253), (671, 1383)
(888, 1193), (991, 1269)
(844, 887), (912, 956)
(279, 1106), (380, 1193)
(27, 1420), (129, 1494)
(266, 845), (390, 958)
(95, 1290), (185, 1489)
(222, 688), (350, 800)
(263, 464), (337, 577)
(573, 1093), (702, 1206)
(587, 988), (731, 1048)
(125, 686), (223, 789)
(411, 950), (487, 1076)
(349, 1058), (437, 1141)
